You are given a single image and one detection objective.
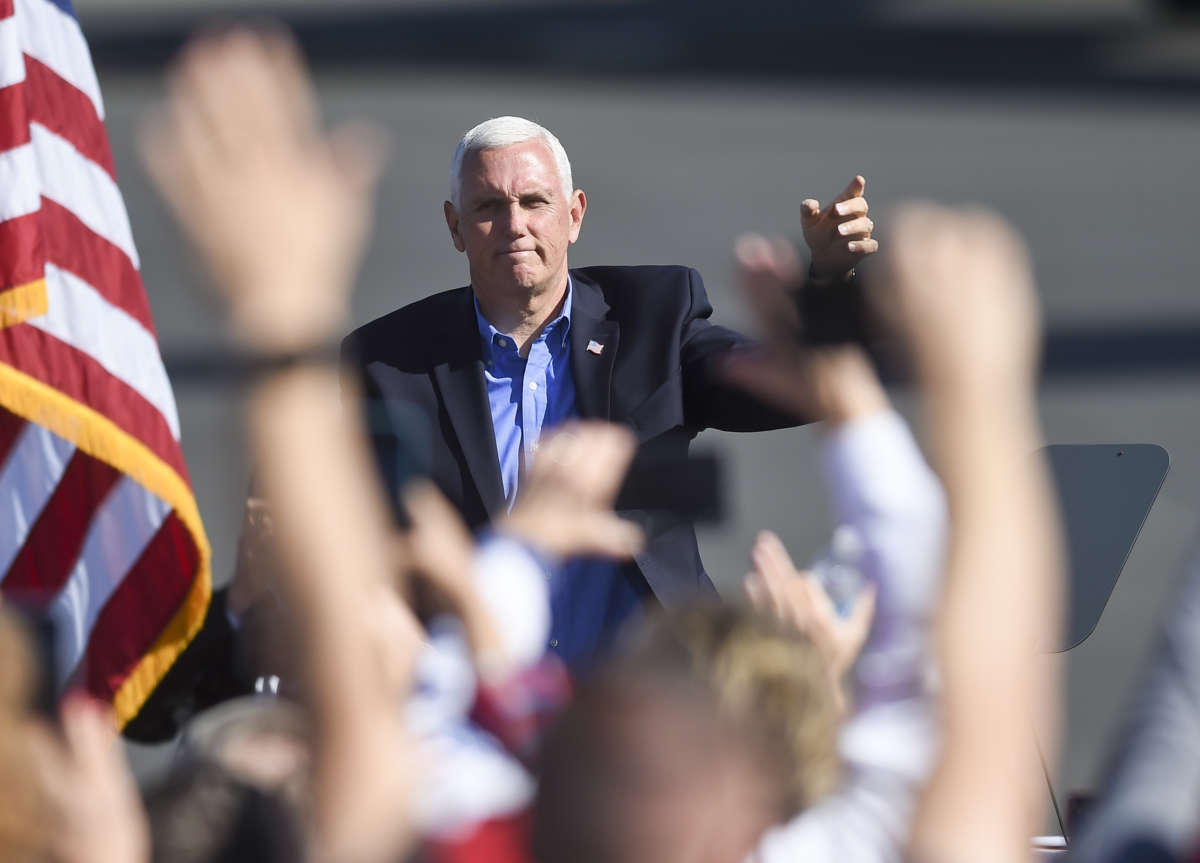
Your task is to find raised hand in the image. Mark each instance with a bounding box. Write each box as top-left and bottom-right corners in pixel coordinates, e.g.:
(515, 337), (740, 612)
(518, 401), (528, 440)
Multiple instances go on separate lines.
(25, 698), (150, 863)
(500, 422), (644, 562)
(139, 28), (388, 351)
(147, 27), (418, 863)
(743, 530), (875, 711)
(883, 205), (1061, 863)
(720, 233), (889, 424)
(400, 481), (511, 676)
(401, 481), (477, 603)
(876, 202), (1040, 394)
(801, 175), (879, 281)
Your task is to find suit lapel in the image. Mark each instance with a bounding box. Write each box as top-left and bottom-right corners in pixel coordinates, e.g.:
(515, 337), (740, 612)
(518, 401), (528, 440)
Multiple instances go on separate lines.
(430, 289), (507, 518)
(569, 272), (619, 420)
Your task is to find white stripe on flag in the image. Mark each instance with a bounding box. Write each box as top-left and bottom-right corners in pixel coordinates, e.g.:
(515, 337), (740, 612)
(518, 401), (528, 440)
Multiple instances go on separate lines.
(0, 14), (25, 90)
(31, 123), (140, 269)
(0, 422), (76, 579)
(30, 263), (182, 439)
(14, 0), (104, 120)
(49, 475), (170, 683)
(0, 142), (42, 222)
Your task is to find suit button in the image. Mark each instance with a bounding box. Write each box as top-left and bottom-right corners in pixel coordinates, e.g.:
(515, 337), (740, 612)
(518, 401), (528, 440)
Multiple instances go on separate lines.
(549, 638), (559, 648)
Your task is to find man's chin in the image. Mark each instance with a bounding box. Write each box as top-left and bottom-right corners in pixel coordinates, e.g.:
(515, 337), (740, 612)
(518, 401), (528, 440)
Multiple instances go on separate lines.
(494, 265), (548, 292)
(472, 260), (568, 298)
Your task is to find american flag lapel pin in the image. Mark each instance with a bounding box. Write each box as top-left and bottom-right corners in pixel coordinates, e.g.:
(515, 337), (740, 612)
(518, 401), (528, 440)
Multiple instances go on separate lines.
(587, 339), (605, 355)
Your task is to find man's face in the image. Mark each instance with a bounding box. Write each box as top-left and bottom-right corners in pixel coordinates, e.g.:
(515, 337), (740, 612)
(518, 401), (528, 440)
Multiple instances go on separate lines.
(444, 140), (586, 300)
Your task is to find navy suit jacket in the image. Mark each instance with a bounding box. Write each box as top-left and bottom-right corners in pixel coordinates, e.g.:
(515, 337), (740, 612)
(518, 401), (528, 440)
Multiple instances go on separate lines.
(125, 265), (805, 741)
(342, 264), (804, 605)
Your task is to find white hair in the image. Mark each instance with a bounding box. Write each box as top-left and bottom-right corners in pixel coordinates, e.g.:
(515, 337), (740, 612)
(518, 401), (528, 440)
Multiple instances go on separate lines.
(448, 116), (574, 208)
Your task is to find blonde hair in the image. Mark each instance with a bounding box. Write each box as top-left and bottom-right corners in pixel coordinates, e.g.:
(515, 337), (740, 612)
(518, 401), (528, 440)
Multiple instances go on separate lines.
(625, 603), (842, 811)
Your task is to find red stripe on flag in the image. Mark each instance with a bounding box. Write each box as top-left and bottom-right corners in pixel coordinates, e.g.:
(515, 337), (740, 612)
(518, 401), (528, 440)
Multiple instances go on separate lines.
(0, 210), (45, 291)
(0, 324), (189, 481)
(0, 405), (26, 466)
(0, 62), (117, 181)
(23, 56), (116, 180)
(0, 200), (154, 331)
(0, 0), (12, 21)
(0, 80), (31, 156)
(1, 449), (121, 598)
(41, 197), (154, 333)
(77, 512), (197, 704)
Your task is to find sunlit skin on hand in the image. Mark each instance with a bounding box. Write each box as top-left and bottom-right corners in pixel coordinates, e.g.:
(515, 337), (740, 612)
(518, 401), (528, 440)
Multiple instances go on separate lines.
(801, 175), (879, 281)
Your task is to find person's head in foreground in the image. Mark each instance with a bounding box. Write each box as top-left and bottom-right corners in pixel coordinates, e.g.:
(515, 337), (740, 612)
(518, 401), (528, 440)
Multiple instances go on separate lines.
(143, 697), (311, 863)
(178, 697), (311, 798)
(144, 759), (304, 863)
(533, 603), (840, 863)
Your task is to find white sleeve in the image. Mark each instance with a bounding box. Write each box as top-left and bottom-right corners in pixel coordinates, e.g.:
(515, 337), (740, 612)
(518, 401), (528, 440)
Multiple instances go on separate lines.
(471, 534), (553, 670)
(753, 410), (946, 863)
(821, 410), (946, 709)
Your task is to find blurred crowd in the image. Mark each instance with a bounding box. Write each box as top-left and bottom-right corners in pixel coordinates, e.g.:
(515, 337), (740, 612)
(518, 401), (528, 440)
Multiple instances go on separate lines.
(1, 25), (1199, 863)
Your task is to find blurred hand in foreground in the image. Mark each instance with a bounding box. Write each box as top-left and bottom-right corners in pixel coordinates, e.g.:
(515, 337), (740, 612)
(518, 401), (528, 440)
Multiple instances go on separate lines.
(500, 421), (644, 562)
(139, 28), (388, 351)
(26, 699), (149, 863)
(399, 481), (512, 676)
(146, 27), (418, 863)
(400, 481), (477, 605)
(720, 233), (889, 425)
(876, 202), (1040, 394)
(802, 174), (879, 281)
(878, 205), (1059, 863)
(744, 530), (875, 713)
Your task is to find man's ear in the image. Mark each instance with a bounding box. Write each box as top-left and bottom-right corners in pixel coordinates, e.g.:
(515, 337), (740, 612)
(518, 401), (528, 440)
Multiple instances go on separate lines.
(444, 201), (466, 252)
(568, 189), (587, 244)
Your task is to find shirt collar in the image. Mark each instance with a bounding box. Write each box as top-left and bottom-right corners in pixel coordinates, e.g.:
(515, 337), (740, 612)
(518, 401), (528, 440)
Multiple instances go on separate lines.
(473, 276), (574, 358)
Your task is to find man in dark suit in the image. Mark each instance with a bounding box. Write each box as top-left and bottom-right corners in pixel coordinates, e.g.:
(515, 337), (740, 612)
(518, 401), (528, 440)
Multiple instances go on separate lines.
(343, 116), (876, 670)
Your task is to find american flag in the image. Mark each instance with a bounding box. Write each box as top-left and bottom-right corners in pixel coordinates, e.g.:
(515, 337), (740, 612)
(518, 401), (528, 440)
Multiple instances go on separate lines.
(0, 0), (210, 727)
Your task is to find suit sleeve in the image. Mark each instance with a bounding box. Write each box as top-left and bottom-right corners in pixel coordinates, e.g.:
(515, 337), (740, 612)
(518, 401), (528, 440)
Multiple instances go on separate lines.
(340, 331), (382, 401)
(679, 267), (810, 432)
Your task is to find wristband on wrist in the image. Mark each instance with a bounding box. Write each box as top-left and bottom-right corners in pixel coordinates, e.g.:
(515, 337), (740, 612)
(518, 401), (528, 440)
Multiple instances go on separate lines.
(807, 261), (856, 287)
(165, 342), (343, 383)
(797, 265), (868, 347)
(246, 342), (343, 376)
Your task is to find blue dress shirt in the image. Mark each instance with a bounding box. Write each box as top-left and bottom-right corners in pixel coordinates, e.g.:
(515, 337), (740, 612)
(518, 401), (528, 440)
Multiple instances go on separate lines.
(473, 279), (648, 670)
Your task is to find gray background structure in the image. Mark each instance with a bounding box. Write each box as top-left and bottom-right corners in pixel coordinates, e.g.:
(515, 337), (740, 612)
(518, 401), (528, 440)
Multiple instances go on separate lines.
(83, 0), (1200, 832)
